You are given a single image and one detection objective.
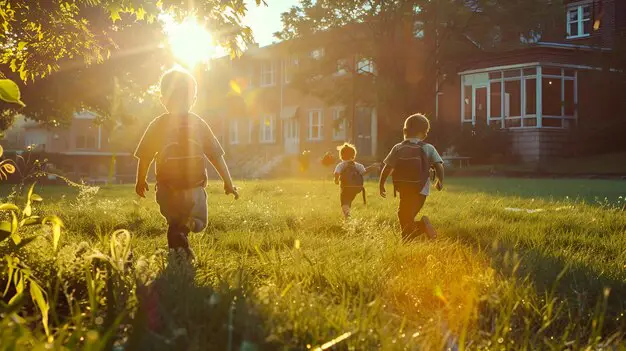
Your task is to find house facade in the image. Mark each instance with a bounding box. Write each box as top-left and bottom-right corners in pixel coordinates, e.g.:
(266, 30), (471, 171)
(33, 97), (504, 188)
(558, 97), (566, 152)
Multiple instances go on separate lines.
(439, 0), (625, 162)
(0, 112), (136, 183)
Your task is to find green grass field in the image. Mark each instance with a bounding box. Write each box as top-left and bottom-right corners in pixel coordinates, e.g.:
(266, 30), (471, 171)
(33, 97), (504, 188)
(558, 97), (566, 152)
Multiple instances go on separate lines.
(2, 177), (626, 350)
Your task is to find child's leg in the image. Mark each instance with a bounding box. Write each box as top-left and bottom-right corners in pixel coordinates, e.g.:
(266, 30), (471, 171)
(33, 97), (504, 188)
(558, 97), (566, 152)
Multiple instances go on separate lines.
(187, 187), (208, 233)
(398, 191), (426, 240)
(156, 186), (193, 251)
(340, 188), (360, 219)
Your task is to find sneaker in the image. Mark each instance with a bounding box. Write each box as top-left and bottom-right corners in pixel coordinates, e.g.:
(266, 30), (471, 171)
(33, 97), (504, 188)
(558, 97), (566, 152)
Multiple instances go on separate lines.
(421, 216), (438, 239)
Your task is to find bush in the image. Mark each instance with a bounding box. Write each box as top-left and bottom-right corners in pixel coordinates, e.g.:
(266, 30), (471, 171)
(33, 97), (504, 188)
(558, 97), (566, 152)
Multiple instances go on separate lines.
(431, 120), (511, 164)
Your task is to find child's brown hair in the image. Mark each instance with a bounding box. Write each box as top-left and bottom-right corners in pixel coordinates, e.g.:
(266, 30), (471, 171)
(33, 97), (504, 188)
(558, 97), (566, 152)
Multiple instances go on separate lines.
(160, 68), (197, 107)
(337, 143), (357, 161)
(403, 113), (430, 138)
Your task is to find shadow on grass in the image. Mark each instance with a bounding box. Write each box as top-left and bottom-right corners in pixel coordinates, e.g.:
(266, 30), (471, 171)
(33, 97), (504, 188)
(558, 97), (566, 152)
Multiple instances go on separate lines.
(129, 256), (275, 350)
(449, 177), (626, 205)
(450, 228), (626, 333)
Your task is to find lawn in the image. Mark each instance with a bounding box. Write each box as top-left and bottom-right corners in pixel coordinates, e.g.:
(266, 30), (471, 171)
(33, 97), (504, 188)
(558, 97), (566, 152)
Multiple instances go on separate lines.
(1, 177), (626, 350)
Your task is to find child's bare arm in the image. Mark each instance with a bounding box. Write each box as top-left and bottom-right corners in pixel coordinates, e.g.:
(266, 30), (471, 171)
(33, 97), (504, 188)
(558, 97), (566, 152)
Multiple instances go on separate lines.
(378, 164), (393, 198)
(364, 163), (381, 175)
(135, 158), (152, 197)
(334, 172), (340, 185)
(208, 155), (239, 199)
(433, 163), (445, 190)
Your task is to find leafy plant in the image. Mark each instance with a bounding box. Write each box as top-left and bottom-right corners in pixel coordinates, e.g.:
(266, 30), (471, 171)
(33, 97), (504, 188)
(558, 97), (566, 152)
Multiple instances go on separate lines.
(1, 182), (63, 337)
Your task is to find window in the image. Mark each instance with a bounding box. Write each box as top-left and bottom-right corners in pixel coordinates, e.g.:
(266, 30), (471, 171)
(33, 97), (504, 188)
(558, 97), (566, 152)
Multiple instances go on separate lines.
(229, 120), (239, 145)
(284, 56), (298, 84)
(504, 80), (521, 117)
(311, 48), (325, 60)
(490, 81), (502, 119)
(542, 77), (562, 116)
(260, 61), (275, 87)
(463, 85), (472, 121)
(336, 59), (349, 76)
(332, 108), (347, 140)
(357, 58), (375, 74)
(76, 135), (85, 149)
(414, 21), (425, 39)
(525, 78), (537, 115)
(260, 114), (276, 143)
(567, 4), (591, 38)
(308, 110), (323, 141)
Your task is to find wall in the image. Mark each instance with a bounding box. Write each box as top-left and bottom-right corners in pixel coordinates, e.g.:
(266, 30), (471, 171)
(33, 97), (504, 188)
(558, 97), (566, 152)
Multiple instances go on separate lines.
(509, 129), (571, 163)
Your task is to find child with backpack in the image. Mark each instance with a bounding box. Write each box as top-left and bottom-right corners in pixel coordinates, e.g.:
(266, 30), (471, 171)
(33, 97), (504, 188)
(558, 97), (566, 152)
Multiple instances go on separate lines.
(134, 69), (239, 260)
(334, 143), (379, 219)
(378, 114), (444, 241)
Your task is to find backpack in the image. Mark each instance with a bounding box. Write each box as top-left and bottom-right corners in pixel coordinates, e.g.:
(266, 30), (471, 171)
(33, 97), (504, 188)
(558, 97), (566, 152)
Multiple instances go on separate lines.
(340, 161), (366, 204)
(155, 116), (207, 189)
(391, 140), (430, 192)
(340, 162), (364, 189)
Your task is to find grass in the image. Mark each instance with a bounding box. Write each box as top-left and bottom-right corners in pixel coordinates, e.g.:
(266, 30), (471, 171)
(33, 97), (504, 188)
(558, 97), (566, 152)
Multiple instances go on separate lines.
(2, 177), (626, 349)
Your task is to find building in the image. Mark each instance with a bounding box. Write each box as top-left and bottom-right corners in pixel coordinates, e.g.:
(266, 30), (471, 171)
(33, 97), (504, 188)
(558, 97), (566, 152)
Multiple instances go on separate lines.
(0, 112), (136, 184)
(439, 0), (626, 162)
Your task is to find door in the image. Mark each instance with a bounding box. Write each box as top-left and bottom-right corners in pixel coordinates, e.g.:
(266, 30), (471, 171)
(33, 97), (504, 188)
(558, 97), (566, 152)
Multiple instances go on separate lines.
(355, 107), (372, 157)
(473, 86), (487, 125)
(283, 119), (299, 154)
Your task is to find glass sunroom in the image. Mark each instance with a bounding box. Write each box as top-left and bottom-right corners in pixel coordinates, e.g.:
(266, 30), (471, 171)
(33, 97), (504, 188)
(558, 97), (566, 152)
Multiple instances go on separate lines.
(460, 64), (578, 129)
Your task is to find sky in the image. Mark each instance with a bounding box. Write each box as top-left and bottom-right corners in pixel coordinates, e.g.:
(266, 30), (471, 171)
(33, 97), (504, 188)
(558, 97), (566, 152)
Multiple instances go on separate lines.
(242, 0), (299, 47)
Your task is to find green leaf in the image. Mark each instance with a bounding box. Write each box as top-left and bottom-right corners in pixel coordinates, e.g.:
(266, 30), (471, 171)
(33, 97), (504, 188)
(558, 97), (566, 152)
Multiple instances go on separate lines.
(17, 41), (26, 51)
(0, 79), (25, 107)
(30, 194), (43, 202)
(26, 182), (35, 203)
(0, 144), (3, 158)
(109, 5), (122, 23)
(43, 216), (63, 252)
(0, 204), (19, 212)
(30, 280), (50, 336)
(20, 216), (41, 226)
(23, 203), (31, 217)
(11, 211), (20, 245)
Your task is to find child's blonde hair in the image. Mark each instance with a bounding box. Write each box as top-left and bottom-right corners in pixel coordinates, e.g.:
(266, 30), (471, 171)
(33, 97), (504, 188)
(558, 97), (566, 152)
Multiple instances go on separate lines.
(337, 143), (357, 161)
(403, 113), (430, 138)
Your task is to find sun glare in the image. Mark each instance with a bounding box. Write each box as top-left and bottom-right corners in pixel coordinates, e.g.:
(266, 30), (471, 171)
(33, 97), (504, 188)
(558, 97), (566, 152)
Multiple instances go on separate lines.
(159, 13), (219, 68)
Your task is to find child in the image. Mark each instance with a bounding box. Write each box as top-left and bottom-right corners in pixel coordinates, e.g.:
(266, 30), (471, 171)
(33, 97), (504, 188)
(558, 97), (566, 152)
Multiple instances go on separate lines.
(134, 69), (238, 260)
(334, 143), (378, 219)
(378, 114), (444, 241)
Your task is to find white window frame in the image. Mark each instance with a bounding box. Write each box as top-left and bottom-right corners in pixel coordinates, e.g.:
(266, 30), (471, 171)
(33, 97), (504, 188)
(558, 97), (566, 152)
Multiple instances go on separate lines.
(311, 48), (325, 60)
(357, 57), (375, 74)
(332, 108), (347, 141)
(259, 114), (276, 143)
(414, 20), (425, 39)
(229, 119), (239, 145)
(308, 110), (324, 141)
(566, 3), (592, 39)
(283, 56), (298, 84)
(260, 61), (275, 87)
(460, 64), (578, 130)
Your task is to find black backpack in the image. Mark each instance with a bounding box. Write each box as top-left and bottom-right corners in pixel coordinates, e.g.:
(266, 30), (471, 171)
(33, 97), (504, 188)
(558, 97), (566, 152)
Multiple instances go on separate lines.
(391, 140), (430, 192)
(155, 116), (207, 189)
(340, 161), (367, 204)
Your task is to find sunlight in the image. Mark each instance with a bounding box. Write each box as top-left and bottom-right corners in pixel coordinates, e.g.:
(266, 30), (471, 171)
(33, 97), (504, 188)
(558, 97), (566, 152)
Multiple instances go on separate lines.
(159, 12), (222, 68)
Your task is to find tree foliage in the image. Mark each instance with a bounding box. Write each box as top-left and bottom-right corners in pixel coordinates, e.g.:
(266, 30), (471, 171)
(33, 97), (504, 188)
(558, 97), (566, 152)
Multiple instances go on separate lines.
(0, 0), (264, 129)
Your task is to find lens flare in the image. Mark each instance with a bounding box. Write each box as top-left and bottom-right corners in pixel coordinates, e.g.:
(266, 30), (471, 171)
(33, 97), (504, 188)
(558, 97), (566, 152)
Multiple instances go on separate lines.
(159, 13), (218, 68)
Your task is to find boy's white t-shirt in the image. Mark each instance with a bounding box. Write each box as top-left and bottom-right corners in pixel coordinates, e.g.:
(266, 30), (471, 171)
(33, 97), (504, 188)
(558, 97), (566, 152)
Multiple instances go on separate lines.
(382, 138), (443, 196)
(334, 161), (367, 175)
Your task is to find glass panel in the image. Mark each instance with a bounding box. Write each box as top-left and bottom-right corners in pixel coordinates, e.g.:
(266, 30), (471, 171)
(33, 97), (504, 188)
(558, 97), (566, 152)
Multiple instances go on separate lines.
(490, 82), (502, 118)
(489, 72), (502, 80)
(525, 78), (537, 115)
(583, 20), (592, 35)
(564, 80), (575, 115)
(582, 5), (591, 19)
(523, 117), (537, 127)
(568, 8), (578, 21)
(523, 67), (536, 76)
(475, 87), (487, 124)
(503, 70), (521, 78)
(463, 86), (472, 120)
(542, 78), (562, 116)
(543, 67), (562, 76)
(504, 80), (521, 117)
(505, 118), (521, 128)
(569, 23), (578, 36)
(543, 118), (563, 128)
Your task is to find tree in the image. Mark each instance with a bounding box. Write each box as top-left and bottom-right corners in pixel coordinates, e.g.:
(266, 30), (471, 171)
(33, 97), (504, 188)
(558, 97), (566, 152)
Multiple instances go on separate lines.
(276, 0), (562, 155)
(0, 0), (263, 129)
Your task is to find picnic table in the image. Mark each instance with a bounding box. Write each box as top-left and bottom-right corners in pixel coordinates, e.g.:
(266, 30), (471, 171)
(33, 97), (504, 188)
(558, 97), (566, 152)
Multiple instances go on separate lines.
(443, 156), (472, 169)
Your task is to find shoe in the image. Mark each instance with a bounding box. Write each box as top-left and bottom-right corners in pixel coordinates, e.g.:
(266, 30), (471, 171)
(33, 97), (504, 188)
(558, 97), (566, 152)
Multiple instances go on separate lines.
(421, 216), (437, 239)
